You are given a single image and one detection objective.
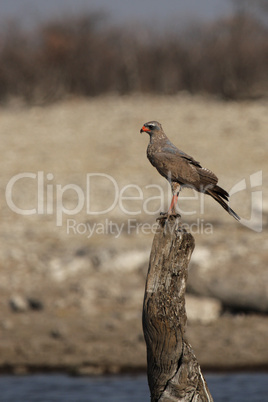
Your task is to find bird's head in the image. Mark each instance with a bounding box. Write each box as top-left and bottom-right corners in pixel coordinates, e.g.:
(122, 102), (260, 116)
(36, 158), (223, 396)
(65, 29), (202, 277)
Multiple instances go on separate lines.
(140, 121), (163, 136)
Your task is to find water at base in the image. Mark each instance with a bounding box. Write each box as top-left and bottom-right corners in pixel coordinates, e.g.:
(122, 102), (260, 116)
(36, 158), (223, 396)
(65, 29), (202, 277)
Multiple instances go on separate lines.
(0, 372), (268, 401)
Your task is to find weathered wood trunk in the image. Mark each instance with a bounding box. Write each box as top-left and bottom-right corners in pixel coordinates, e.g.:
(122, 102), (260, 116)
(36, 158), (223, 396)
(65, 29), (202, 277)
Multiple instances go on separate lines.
(142, 216), (213, 402)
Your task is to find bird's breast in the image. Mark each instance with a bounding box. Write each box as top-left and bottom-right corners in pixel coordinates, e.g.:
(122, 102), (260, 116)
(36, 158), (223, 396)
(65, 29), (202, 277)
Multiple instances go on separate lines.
(146, 145), (160, 167)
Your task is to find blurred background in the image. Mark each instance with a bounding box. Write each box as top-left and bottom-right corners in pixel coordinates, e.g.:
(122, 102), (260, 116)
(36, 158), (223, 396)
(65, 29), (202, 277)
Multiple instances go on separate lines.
(0, 0), (268, 101)
(1, 0), (268, 401)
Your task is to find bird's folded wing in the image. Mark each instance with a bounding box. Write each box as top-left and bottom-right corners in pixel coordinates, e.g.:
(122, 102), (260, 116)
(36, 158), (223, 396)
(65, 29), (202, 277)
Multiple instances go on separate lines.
(161, 146), (202, 167)
(150, 151), (200, 184)
(161, 147), (218, 184)
(152, 149), (218, 188)
(197, 166), (218, 186)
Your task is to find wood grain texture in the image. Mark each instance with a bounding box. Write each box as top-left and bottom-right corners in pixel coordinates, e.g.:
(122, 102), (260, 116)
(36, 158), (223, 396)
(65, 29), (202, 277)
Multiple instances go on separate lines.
(142, 215), (213, 401)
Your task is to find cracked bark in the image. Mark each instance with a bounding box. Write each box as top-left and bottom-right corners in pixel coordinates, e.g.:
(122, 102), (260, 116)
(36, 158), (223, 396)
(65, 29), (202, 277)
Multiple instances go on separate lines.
(142, 215), (213, 402)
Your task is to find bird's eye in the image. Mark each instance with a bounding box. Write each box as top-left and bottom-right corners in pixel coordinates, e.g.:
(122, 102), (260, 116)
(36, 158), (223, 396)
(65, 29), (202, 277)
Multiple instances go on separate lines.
(148, 124), (155, 130)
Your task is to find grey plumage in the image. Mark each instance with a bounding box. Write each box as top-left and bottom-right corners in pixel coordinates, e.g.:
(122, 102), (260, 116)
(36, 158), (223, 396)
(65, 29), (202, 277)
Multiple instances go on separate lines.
(140, 120), (240, 221)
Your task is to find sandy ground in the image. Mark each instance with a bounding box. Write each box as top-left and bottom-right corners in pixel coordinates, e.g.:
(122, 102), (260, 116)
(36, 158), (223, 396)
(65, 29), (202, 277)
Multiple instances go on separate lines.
(1, 94), (268, 375)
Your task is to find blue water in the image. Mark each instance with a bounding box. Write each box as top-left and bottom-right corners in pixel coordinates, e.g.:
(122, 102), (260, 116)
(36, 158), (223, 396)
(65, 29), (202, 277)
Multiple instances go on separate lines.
(0, 372), (268, 401)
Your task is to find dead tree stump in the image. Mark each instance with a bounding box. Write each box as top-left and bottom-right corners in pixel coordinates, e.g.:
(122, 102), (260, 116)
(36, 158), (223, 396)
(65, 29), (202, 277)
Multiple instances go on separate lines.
(142, 216), (213, 402)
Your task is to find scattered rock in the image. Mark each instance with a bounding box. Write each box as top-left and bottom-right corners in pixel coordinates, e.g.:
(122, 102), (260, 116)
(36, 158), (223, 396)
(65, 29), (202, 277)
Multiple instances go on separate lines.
(9, 295), (44, 313)
(27, 298), (44, 311)
(190, 247), (212, 269)
(50, 328), (63, 339)
(100, 249), (150, 273)
(188, 263), (268, 313)
(186, 294), (222, 324)
(49, 256), (93, 282)
(9, 295), (28, 312)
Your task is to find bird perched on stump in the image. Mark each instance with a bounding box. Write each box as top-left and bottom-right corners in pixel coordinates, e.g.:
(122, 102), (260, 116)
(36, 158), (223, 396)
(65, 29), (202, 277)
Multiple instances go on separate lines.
(140, 121), (240, 221)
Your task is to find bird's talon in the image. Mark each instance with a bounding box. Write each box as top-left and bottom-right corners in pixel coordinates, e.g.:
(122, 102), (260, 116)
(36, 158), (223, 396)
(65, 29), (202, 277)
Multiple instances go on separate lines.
(168, 213), (181, 219)
(156, 213), (168, 222)
(157, 212), (181, 222)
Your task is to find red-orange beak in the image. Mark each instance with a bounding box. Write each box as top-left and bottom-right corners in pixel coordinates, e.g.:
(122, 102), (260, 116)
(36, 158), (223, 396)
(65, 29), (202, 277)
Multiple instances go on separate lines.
(140, 125), (150, 133)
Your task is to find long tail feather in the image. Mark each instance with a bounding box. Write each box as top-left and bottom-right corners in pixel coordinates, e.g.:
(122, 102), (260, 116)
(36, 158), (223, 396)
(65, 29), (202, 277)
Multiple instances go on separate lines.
(207, 189), (240, 221)
(212, 185), (229, 202)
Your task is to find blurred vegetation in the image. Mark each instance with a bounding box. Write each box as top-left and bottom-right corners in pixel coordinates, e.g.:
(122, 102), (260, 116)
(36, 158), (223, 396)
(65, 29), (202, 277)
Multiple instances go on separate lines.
(0, 9), (267, 103)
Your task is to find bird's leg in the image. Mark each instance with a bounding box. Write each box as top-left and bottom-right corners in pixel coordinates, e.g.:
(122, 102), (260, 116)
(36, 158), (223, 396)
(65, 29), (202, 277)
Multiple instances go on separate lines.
(167, 183), (181, 216)
(158, 183), (181, 220)
(168, 194), (178, 215)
